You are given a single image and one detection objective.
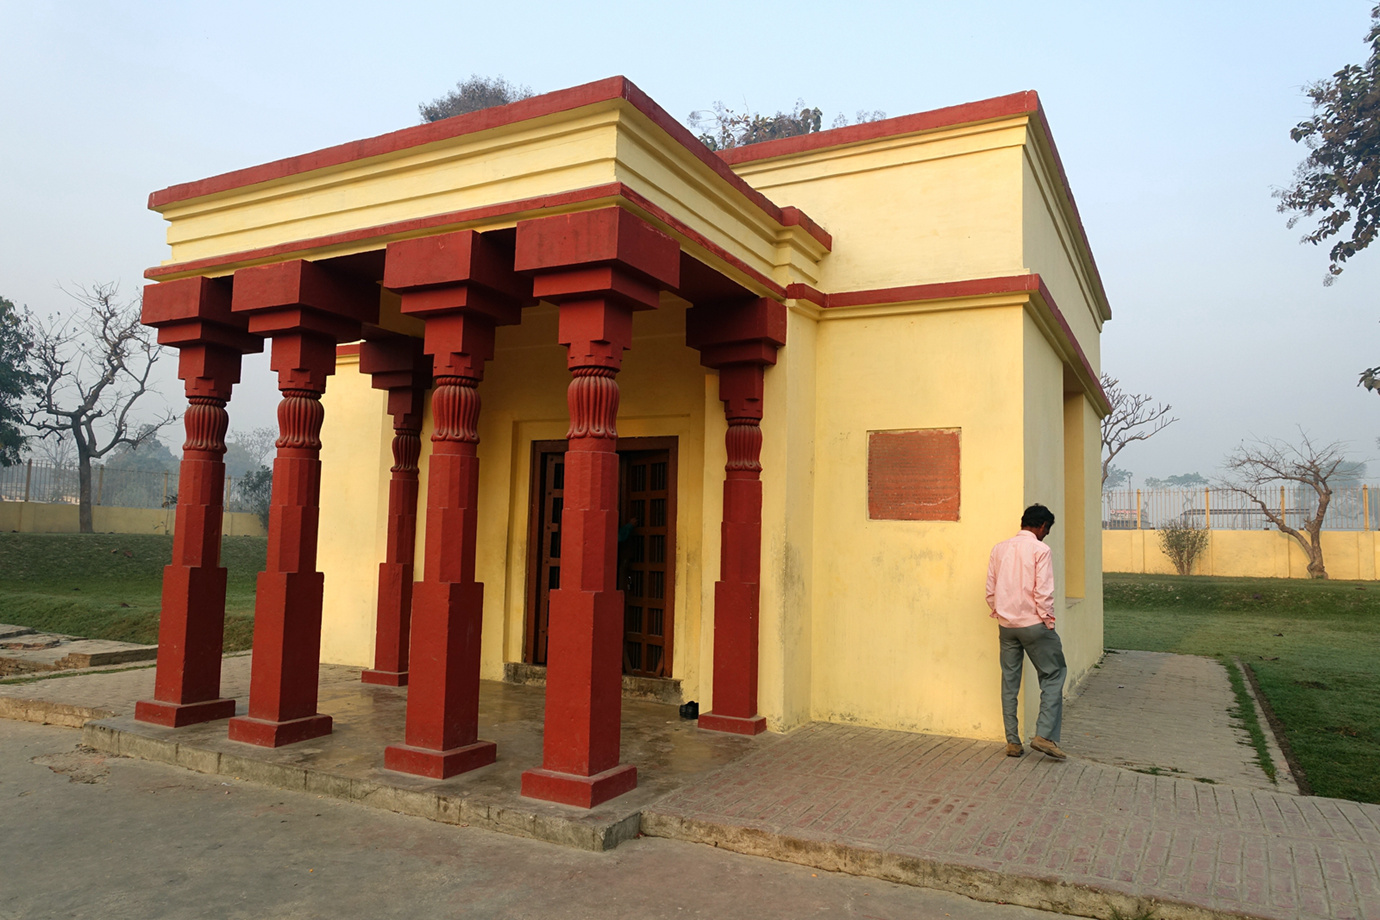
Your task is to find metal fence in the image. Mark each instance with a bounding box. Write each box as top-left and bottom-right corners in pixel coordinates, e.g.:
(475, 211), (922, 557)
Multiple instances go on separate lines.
(1102, 486), (1380, 532)
(0, 459), (264, 513)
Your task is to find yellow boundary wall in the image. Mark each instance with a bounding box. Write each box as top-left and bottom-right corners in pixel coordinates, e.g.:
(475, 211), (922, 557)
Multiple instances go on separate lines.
(0, 502), (264, 538)
(1103, 529), (1380, 580)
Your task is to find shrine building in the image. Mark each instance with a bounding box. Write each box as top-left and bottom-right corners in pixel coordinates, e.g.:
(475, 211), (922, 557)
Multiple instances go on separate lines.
(136, 77), (1110, 808)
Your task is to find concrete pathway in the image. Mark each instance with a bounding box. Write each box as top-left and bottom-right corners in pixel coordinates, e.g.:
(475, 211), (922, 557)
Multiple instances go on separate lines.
(1, 719), (1062, 920)
(1065, 649), (1298, 794)
(2, 652), (1377, 920)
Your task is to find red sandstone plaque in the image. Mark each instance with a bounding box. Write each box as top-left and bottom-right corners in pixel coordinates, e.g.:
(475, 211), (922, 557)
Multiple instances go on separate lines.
(867, 429), (960, 521)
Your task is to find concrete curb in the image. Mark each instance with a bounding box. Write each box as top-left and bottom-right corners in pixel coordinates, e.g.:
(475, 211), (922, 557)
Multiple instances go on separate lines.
(81, 718), (641, 853)
(1233, 657), (1302, 796)
(639, 810), (1265, 920)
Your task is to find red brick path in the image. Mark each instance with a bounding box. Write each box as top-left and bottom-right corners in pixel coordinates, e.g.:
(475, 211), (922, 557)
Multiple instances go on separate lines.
(643, 723), (1380, 920)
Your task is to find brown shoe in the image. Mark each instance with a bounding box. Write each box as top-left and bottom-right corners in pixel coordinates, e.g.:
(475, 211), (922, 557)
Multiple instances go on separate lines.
(1005, 742), (1024, 757)
(1030, 736), (1067, 760)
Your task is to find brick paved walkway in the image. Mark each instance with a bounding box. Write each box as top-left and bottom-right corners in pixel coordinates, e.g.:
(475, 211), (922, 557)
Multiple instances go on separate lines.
(642, 724), (1380, 920)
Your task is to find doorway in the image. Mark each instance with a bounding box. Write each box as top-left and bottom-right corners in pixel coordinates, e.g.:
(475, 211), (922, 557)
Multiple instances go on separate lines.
(525, 437), (677, 678)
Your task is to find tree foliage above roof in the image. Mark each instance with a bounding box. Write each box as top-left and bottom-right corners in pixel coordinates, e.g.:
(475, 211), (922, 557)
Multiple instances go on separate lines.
(419, 74), (534, 123)
(688, 101), (886, 151)
(1276, 4), (1380, 283)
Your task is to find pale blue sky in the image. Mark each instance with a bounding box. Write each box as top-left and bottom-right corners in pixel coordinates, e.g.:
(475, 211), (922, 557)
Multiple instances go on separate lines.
(2, 0), (1377, 481)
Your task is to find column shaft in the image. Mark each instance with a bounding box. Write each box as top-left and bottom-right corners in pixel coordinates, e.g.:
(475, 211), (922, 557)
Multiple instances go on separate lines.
(384, 376), (496, 777)
(227, 384), (333, 747)
(137, 395), (237, 726)
(521, 366), (638, 806)
(361, 426), (421, 686)
(699, 416), (768, 734)
(136, 275), (259, 729)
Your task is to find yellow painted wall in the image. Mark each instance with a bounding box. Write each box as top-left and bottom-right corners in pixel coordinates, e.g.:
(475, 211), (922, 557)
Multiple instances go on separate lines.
(1069, 400), (1105, 673)
(318, 352), (394, 668)
(0, 501), (263, 537)
(803, 302), (1022, 738)
(728, 124), (1029, 292)
(1020, 150), (1106, 369)
(1104, 529), (1380, 580)
(751, 304), (818, 731)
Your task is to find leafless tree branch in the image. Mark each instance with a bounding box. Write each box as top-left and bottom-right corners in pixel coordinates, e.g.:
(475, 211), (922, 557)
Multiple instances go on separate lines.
(1100, 374), (1178, 486)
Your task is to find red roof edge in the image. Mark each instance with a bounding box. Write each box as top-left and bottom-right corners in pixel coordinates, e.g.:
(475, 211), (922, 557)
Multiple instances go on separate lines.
(785, 273), (1106, 410)
(145, 76), (832, 254)
(716, 91), (1040, 166)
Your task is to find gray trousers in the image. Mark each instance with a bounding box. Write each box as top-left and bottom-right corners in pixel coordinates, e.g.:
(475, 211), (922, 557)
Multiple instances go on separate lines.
(999, 623), (1066, 744)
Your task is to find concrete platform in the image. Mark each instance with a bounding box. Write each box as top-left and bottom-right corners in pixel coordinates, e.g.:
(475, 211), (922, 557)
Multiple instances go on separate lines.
(4, 650), (1377, 920)
(50, 658), (764, 852)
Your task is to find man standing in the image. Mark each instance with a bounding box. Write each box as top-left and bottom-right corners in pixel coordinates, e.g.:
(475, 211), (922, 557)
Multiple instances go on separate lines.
(985, 503), (1067, 759)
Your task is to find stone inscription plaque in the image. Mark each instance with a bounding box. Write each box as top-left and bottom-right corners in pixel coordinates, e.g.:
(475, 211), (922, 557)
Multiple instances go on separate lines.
(867, 428), (960, 521)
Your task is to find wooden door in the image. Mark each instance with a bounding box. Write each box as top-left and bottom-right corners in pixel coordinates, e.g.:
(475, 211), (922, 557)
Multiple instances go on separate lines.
(528, 450), (564, 666)
(618, 450), (672, 678)
(525, 439), (675, 678)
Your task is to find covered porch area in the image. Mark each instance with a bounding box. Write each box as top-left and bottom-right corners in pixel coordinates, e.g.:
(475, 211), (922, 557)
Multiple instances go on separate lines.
(134, 77), (822, 808)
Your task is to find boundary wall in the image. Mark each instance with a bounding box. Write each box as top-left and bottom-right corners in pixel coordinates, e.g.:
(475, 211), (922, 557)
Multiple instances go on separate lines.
(0, 502), (264, 538)
(1103, 529), (1380, 580)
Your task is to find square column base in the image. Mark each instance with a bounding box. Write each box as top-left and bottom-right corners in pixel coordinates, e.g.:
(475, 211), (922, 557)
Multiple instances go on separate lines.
(361, 669), (409, 687)
(134, 697), (236, 728)
(383, 740), (496, 779)
(698, 712), (767, 736)
(521, 763), (637, 808)
(227, 713), (332, 748)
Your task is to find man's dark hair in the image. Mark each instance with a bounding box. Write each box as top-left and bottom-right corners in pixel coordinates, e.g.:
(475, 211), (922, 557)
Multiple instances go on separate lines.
(1021, 504), (1055, 529)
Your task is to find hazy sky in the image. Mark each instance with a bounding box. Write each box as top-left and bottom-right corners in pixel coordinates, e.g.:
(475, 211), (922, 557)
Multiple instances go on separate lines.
(3, 0), (1378, 483)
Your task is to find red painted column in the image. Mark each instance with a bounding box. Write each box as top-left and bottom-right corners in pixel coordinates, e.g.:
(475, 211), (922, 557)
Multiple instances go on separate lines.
(380, 230), (526, 779)
(359, 336), (431, 687)
(686, 298), (786, 735)
(226, 260), (378, 748)
(515, 208), (679, 808)
(136, 277), (262, 727)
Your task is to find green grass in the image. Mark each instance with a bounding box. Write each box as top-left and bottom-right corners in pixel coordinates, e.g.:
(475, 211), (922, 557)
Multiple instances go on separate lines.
(1105, 572), (1380, 803)
(0, 533), (265, 651)
(1221, 656), (1276, 782)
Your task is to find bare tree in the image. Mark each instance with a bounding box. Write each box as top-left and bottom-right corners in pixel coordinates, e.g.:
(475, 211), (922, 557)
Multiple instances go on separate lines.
(1100, 373), (1178, 486)
(24, 284), (177, 533)
(1221, 433), (1347, 579)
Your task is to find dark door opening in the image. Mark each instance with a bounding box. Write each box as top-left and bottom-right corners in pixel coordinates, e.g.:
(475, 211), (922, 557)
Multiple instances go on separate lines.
(525, 438), (677, 679)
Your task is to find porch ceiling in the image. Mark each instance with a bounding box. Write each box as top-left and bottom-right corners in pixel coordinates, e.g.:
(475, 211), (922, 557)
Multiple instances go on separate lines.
(145, 77), (831, 302)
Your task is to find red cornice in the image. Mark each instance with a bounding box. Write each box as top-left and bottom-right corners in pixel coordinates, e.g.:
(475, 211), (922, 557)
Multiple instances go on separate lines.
(716, 91), (1040, 166)
(145, 181), (790, 301)
(145, 183), (626, 280)
(786, 273), (1106, 410)
(146, 76), (831, 255)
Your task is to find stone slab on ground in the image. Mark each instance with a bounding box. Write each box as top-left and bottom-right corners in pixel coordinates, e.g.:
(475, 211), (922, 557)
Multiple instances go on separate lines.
(0, 627), (157, 677)
(1066, 649), (1298, 794)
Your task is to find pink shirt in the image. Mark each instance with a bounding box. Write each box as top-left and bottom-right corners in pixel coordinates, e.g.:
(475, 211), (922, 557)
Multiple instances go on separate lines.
(986, 530), (1055, 629)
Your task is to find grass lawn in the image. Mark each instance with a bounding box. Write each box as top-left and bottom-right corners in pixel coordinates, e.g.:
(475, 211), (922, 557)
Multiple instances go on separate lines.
(1105, 572), (1380, 804)
(0, 533), (265, 651)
